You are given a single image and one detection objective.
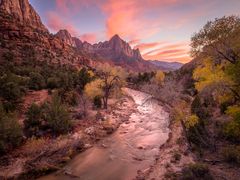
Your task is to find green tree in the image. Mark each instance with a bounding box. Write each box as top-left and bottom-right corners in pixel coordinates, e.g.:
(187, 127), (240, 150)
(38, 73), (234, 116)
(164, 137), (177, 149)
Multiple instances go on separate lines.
(191, 15), (240, 64)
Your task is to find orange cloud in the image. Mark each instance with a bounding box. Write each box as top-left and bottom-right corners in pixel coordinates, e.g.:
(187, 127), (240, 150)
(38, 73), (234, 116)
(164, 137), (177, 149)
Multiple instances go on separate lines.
(101, 0), (198, 40)
(141, 42), (191, 63)
(46, 12), (80, 36)
(144, 43), (189, 56)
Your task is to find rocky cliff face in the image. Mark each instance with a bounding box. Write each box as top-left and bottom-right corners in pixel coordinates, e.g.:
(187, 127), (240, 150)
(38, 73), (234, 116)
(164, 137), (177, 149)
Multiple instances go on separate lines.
(92, 34), (144, 62)
(0, 0), (48, 32)
(55, 30), (77, 47)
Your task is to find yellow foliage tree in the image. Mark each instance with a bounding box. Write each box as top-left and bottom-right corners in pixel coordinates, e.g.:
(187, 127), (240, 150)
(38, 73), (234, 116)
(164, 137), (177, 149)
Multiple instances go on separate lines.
(193, 58), (232, 92)
(97, 63), (127, 109)
(154, 71), (165, 86)
(84, 79), (103, 99)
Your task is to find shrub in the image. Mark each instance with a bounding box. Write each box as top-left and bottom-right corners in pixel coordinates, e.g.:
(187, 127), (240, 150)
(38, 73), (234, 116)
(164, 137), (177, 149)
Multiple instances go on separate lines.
(63, 90), (79, 106)
(78, 67), (93, 92)
(173, 152), (181, 161)
(43, 94), (72, 134)
(222, 145), (240, 165)
(223, 121), (240, 142)
(181, 163), (213, 180)
(185, 115), (199, 129)
(24, 103), (43, 137)
(0, 81), (23, 101)
(47, 77), (60, 89)
(223, 106), (240, 142)
(29, 72), (46, 90)
(93, 96), (102, 108)
(0, 103), (23, 154)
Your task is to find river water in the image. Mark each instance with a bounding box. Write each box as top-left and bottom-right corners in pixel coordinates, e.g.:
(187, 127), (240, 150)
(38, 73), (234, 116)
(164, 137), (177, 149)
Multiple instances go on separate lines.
(39, 88), (170, 180)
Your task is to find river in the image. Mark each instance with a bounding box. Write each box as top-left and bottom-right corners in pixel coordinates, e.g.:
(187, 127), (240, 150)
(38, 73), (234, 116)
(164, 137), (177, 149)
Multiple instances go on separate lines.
(39, 88), (170, 180)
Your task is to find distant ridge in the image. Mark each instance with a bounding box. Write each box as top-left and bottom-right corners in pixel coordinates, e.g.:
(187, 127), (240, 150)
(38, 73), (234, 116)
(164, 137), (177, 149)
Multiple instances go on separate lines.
(149, 60), (183, 70)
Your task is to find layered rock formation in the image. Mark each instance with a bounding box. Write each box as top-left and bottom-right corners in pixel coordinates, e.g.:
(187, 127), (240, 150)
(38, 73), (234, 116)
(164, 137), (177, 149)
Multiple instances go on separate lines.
(0, 0), (48, 32)
(55, 30), (76, 47)
(92, 34), (144, 62)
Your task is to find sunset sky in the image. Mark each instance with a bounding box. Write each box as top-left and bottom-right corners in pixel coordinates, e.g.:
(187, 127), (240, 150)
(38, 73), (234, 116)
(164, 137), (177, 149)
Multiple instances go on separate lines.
(30, 0), (240, 63)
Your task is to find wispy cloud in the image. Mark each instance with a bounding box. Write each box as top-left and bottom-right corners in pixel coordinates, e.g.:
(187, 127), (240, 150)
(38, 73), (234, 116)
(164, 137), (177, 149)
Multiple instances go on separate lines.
(46, 11), (80, 36)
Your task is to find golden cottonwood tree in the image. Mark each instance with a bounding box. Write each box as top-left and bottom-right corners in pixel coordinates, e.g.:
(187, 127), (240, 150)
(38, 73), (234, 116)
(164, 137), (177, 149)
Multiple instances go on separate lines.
(154, 71), (165, 86)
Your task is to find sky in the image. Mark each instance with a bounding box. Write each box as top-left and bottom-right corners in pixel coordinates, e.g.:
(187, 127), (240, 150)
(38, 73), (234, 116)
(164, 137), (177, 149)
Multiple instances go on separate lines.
(29, 0), (240, 63)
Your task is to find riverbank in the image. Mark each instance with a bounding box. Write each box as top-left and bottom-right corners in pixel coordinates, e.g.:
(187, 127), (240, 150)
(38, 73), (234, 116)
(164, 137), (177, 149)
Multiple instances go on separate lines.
(0, 93), (136, 179)
(130, 86), (196, 180)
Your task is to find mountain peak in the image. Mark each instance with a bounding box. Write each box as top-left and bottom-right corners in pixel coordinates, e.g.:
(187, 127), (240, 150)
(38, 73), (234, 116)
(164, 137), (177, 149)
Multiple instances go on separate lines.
(56, 29), (72, 37)
(111, 34), (121, 40)
(55, 29), (76, 47)
(0, 0), (48, 32)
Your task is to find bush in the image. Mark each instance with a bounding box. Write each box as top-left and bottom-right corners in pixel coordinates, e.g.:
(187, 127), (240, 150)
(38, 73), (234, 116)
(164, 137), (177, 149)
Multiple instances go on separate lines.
(63, 90), (79, 106)
(47, 77), (60, 89)
(181, 163), (213, 180)
(43, 94), (72, 134)
(29, 72), (46, 90)
(223, 106), (240, 142)
(223, 121), (240, 142)
(0, 81), (23, 101)
(222, 145), (240, 165)
(0, 103), (23, 154)
(24, 103), (43, 137)
(78, 67), (93, 92)
(93, 96), (102, 108)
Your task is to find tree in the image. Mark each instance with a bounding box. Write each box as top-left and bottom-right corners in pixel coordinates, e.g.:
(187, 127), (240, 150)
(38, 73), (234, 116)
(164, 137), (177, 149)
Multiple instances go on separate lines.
(84, 79), (103, 99)
(191, 16), (240, 64)
(97, 64), (126, 109)
(154, 70), (165, 86)
(224, 105), (240, 142)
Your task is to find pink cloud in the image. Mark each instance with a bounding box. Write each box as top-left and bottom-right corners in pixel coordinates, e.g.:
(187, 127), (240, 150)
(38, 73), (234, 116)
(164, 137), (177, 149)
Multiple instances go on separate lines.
(128, 39), (141, 46)
(134, 42), (165, 52)
(46, 12), (80, 36)
(100, 0), (202, 41)
(80, 33), (97, 43)
(141, 42), (191, 63)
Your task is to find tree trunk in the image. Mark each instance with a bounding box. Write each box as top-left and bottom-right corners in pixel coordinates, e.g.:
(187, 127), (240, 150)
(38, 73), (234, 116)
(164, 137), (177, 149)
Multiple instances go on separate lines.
(103, 97), (108, 109)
